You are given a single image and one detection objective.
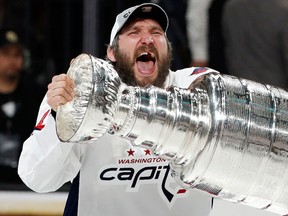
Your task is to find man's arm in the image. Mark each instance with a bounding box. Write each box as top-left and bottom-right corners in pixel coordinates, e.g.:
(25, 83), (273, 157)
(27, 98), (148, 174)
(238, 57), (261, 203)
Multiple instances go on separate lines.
(18, 74), (81, 193)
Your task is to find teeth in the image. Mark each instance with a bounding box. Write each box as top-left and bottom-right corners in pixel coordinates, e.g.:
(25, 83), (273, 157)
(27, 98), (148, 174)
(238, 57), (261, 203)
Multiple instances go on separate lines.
(137, 52), (155, 62)
(139, 52), (148, 57)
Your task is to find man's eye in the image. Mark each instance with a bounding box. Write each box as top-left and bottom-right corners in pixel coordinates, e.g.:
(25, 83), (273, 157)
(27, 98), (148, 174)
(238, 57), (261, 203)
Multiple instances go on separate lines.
(152, 31), (162, 35)
(128, 31), (138, 35)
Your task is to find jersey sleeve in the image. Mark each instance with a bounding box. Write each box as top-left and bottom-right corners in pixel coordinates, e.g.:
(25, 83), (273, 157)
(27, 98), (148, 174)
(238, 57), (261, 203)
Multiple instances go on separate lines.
(18, 95), (82, 193)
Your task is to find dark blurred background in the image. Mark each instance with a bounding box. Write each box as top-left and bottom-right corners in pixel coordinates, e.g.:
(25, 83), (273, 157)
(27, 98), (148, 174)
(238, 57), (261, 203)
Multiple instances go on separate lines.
(0, 0), (83, 89)
(0, 0), (191, 89)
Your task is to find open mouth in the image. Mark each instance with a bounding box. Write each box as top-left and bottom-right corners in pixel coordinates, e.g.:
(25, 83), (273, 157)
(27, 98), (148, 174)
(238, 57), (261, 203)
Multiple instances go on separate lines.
(136, 52), (156, 75)
(137, 52), (156, 62)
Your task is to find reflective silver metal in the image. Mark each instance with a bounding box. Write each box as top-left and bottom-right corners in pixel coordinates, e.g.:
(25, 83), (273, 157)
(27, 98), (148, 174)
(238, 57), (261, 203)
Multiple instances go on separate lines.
(56, 54), (121, 142)
(56, 54), (288, 215)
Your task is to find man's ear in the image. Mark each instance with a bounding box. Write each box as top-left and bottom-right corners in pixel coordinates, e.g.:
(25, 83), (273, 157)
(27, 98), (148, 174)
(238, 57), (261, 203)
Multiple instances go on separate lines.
(106, 47), (116, 62)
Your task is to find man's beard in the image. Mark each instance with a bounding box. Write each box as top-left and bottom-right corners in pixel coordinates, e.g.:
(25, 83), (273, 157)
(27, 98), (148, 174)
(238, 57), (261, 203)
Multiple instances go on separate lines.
(113, 45), (172, 88)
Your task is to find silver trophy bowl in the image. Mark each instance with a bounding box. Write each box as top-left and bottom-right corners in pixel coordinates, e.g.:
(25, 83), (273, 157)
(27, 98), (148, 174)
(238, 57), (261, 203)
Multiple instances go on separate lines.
(56, 54), (121, 142)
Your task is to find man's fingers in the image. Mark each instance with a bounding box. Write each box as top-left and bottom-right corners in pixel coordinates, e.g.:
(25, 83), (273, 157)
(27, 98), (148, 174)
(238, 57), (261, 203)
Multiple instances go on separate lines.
(48, 81), (74, 98)
(52, 74), (72, 82)
(47, 86), (74, 101)
(48, 74), (75, 99)
(47, 74), (75, 111)
(47, 93), (71, 111)
(50, 74), (74, 89)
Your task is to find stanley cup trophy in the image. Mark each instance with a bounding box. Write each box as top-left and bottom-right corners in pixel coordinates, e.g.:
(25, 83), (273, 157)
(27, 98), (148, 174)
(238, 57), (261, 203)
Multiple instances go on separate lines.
(56, 54), (288, 215)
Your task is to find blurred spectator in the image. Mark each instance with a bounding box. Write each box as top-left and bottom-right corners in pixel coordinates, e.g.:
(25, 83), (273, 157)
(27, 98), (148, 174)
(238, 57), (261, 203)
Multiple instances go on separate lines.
(0, 28), (43, 184)
(186, 0), (212, 67)
(186, 0), (228, 73)
(222, 0), (288, 89)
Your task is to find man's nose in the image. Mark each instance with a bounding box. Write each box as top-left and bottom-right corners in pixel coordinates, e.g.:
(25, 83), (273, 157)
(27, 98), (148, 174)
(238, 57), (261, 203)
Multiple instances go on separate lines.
(141, 34), (154, 44)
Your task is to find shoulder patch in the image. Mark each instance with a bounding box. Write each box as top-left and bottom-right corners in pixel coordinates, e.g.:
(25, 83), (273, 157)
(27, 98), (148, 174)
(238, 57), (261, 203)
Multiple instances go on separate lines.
(191, 67), (209, 75)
